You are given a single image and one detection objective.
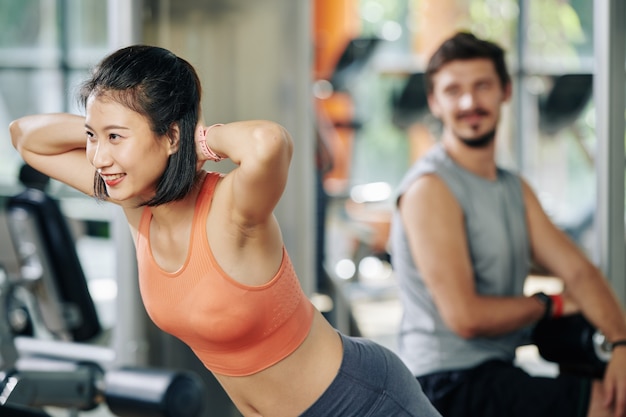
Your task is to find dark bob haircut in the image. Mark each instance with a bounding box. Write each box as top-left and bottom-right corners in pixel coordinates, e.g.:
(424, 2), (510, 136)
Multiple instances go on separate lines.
(79, 45), (202, 206)
(425, 31), (511, 95)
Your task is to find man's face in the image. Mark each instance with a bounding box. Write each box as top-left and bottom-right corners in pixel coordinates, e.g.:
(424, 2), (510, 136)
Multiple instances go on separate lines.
(428, 58), (511, 146)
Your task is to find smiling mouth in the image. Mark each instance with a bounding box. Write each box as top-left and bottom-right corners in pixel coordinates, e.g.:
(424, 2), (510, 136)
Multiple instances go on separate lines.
(458, 108), (489, 119)
(459, 113), (486, 123)
(101, 173), (126, 186)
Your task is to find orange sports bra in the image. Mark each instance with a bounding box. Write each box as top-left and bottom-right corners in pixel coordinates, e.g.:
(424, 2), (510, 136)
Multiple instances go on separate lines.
(135, 171), (315, 376)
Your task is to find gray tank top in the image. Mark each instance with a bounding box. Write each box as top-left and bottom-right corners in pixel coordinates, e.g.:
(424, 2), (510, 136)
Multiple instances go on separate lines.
(389, 143), (532, 376)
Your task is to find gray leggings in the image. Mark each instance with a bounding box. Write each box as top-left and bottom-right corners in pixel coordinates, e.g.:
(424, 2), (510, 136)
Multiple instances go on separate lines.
(300, 333), (441, 417)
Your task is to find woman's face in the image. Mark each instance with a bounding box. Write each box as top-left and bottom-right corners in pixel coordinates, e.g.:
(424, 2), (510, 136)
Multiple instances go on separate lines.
(85, 94), (176, 205)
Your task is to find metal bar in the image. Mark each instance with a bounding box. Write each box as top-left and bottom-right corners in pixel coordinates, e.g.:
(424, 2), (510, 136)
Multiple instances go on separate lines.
(593, 0), (626, 302)
(514, 0), (528, 172)
(105, 0), (149, 367)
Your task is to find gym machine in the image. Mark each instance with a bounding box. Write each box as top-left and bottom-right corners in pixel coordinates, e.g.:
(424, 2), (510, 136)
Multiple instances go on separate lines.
(0, 264), (206, 417)
(0, 165), (207, 416)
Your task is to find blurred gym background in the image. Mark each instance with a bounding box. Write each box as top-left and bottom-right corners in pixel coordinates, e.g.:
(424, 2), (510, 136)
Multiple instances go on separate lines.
(0, 1), (624, 416)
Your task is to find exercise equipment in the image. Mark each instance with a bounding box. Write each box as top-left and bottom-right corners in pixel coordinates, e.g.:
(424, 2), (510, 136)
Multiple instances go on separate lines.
(538, 73), (593, 136)
(391, 72), (430, 130)
(532, 313), (610, 378)
(330, 36), (381, 93)
(2, 314), (205, 416)
(0, 258), (206, 417)
(1, 166), (207, 416)
(5, 164), (101, 342)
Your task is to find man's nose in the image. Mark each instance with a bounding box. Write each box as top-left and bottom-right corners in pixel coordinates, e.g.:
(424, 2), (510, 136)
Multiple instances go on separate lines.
(458, 92), (475, 110)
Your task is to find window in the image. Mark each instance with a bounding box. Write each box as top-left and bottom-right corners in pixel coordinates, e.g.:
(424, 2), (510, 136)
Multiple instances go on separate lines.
(0, 0), (115, 331)
(0, 0), (108, 191)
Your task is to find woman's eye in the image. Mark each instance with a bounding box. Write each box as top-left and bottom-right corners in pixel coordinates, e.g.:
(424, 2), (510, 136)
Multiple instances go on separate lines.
(86, 131), (95, 141)
(109, 133), (120, 140)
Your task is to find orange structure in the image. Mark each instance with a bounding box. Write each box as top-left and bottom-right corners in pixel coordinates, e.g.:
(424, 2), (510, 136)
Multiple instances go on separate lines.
(312, 0), (360, 195)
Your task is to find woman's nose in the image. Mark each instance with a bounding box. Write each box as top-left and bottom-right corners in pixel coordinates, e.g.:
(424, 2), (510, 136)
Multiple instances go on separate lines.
(89, 141), (112, 169)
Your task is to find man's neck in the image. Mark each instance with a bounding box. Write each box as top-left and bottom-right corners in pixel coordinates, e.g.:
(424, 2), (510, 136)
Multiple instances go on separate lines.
(441, 133), (498, 180)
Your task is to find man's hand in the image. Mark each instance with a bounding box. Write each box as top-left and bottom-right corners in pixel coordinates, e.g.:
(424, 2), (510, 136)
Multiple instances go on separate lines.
(560, 291), (581, 317)
(603, 348), (626, 416)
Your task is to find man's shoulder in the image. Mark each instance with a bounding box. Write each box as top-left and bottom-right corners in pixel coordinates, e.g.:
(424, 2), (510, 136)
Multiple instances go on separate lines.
(395, 146), (448, 202)
(402, 171), (451, 204)
(495, 166), (525, 190)
(401, 144), (448, 180)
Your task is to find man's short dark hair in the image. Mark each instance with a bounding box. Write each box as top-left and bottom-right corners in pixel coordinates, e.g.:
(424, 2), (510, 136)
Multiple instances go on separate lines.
(425, 31), (511, 95)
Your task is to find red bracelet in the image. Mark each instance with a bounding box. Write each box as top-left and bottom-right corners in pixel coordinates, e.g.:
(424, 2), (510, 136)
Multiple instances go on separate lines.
(549, 294), (564, 319)
(198, 123), (225, 162)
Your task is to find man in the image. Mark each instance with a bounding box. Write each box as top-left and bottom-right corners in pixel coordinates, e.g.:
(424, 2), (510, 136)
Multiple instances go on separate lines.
(389, 31), (626, 417)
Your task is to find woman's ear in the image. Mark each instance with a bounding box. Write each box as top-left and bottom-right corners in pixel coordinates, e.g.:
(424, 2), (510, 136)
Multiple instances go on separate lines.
(166, 123), (180, 155)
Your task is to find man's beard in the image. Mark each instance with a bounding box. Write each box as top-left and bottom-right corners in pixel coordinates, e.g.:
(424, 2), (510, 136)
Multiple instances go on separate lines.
(458, 128), (496, 148)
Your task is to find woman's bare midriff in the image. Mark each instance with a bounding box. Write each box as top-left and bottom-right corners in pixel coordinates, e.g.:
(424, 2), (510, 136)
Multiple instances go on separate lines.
(214, 310), (343, 417)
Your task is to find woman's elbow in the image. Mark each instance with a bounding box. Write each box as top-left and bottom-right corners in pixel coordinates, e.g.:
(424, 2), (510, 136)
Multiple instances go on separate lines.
(252, 122), (293, 162)
(9, 119), (24, 151)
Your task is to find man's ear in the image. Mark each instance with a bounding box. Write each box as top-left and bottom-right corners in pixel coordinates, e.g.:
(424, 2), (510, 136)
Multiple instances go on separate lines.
(427, 94), (441, 118)
(503, 82), (513, 103)
(167, 123), (180, 155)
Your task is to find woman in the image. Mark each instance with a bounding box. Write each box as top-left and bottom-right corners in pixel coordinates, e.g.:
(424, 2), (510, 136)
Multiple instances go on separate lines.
(9, 45), (440, 417)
